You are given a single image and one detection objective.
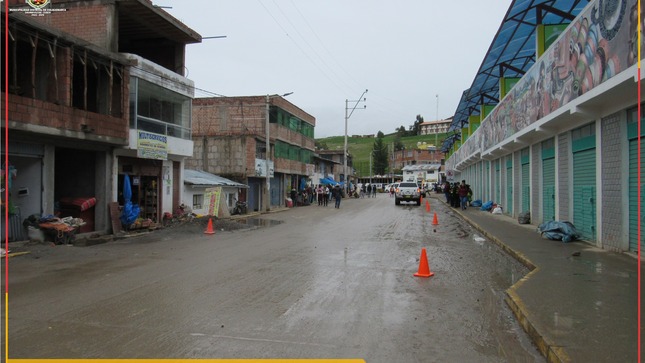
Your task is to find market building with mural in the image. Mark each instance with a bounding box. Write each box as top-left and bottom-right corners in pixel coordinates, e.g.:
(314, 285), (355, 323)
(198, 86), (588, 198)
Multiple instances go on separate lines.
(442, 0), (643, 255)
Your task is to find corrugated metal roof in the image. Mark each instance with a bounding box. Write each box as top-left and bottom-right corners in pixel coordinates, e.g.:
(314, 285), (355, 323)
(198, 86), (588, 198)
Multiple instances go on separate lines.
(443, 0), (589, 152)
(184, 169), (248, 188)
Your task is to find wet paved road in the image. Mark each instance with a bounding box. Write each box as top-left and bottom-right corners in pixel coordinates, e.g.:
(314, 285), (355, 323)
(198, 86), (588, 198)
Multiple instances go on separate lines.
(4, 193), (544, 362)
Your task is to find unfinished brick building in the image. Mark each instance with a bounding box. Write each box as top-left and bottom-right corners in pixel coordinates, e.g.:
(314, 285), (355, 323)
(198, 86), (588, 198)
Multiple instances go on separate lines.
(189, 96), (316, 212)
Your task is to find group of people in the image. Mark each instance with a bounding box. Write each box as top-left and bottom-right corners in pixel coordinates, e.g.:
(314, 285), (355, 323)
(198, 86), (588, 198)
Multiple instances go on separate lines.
(358, 183), (378, 198)
(290, 188), (312, 206)
(443, 180), (472, 210)
(314, 184), (343, 208)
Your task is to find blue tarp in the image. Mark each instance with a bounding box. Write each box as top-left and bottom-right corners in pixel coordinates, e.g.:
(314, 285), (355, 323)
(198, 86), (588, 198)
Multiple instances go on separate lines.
(538, 221), (580, 243)
(319, 177), (338, 186)
(481, 200), (494, 211)
(120, 174), (140, 227)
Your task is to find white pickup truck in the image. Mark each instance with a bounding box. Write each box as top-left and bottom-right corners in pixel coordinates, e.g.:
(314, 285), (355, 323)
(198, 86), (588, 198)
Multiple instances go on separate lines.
(395, 182), (422, 206)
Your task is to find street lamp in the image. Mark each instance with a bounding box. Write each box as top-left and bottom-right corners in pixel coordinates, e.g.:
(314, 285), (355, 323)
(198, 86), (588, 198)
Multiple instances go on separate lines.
(265, 92), (293, 212)
(344, 89), (368, 193)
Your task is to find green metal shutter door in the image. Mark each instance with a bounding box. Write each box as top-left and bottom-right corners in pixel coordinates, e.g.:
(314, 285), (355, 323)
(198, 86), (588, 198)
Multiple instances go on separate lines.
(506, 161), (513, 215)
(573, 148), (596, 241)
(480, 162), (483, 200)
(495, 161), (500, 203)
(486, 161), (490, 201)
(542, 157), (556, 222)
(521, 162), (530, 212)
(629, 138), (644, 252)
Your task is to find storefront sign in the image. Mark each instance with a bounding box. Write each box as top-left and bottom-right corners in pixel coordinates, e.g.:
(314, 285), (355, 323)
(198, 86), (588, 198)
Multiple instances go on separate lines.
(137, 131), (168, 160)
(203, 187), (222, 217)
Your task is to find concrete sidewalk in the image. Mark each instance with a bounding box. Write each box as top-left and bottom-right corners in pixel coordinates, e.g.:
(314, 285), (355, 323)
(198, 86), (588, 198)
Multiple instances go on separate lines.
(431, 195), (643, 363)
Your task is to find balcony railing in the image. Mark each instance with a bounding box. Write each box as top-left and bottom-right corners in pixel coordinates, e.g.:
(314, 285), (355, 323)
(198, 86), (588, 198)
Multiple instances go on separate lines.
(136, 115), (192, 140)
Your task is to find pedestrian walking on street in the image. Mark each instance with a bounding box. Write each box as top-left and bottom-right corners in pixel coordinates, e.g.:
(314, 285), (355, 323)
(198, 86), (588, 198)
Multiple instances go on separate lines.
(372, 185), (377, 197)
(458, 180), (470, 210)
(366, 184), (372, 198)
(333, 184), (342, 208)
(317, 184), (324, 206)
(324, 185), (330, 206)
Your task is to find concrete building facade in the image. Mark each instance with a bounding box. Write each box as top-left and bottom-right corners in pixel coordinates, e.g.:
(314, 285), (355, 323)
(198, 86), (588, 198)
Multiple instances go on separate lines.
(316, 149), (351, 184)
(419, 118), (452, 135)
(2, 0), (201, 237)
(392, 146), (443, 170)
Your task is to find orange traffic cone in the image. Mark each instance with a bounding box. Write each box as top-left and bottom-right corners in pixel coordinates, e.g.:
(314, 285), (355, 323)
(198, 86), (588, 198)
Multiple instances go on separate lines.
(425, 200), (431, 212)
(432, 212), (439, 225)
(204, 218), (216, 235)
(414, 248), (434, 278)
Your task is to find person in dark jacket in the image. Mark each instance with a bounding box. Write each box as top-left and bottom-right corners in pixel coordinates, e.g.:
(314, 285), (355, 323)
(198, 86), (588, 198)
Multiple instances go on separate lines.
(332, 184), (342, 208)
(443, 181), (451, 204)
(458, 180), (470, 210)
(451, 183), (460, 208)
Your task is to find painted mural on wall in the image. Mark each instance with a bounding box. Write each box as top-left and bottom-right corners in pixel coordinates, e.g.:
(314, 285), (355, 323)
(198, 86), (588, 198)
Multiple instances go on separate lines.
(451, 0), (640, 167)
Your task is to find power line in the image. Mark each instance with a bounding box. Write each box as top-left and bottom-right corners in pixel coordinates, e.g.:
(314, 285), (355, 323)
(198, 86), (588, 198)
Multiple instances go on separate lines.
(255, 0), (355, 96)
(287, 0), (363, 91)
(269, 0), (357, 94)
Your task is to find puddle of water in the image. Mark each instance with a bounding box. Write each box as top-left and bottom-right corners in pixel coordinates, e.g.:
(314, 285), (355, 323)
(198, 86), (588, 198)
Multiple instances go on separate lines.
(236, 218), (283, 227)
(473, 234), (486, 246)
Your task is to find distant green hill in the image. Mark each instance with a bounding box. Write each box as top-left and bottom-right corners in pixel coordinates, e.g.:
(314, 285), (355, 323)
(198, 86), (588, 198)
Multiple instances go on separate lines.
(316, 133), (446, 177)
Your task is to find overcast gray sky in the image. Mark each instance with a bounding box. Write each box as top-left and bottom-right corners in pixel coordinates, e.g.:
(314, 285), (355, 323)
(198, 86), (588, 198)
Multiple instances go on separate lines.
(164, 1), (511, 138)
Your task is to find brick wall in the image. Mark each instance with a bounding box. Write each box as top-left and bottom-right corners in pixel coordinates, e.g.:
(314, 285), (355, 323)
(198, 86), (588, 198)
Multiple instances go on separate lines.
(28, 2), (114, 50)
(187, 136), (248, 179)
(191, 97), (315, 178)
(275, 159), (307, 175)
(271, 97), (315, 126)
(558, 132), (570, 220)
(273, 126), (315, 150)
(393, 149), (444, 166)
(600, 112), (624, 251)
(2, 93), (128, 142)
(192, 98), (265, 137)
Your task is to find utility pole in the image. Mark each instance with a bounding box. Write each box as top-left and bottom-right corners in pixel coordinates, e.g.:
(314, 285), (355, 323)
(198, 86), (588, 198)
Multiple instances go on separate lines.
(344, 89), (368, 194)
(265, 94), (270, 212)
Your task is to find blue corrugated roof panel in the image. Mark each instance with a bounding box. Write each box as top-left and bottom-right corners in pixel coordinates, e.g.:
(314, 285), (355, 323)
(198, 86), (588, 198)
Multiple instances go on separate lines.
(444, 0), (590, 152)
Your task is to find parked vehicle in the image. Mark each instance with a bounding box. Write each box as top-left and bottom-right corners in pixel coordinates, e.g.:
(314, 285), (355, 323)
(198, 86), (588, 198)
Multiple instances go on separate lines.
(232, 199), (247, 215)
